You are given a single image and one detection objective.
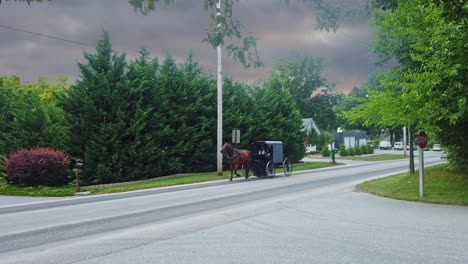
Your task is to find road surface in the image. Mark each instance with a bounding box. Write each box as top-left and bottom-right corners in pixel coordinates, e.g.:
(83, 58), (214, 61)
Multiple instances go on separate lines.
(1, 151), (466, 264)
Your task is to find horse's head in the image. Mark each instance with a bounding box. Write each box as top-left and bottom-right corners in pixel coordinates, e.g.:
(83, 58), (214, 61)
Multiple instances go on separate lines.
(220, 142), (233, 156)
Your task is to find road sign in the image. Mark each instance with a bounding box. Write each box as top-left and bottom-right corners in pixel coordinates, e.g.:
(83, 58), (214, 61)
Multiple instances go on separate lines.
(417, 130), (427, 148)
(232, 129), (240, 144)
(417, 130), (427, 197)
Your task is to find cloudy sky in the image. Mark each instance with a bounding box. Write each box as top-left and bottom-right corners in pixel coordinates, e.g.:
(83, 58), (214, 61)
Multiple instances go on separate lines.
(0, 0), (380, 93)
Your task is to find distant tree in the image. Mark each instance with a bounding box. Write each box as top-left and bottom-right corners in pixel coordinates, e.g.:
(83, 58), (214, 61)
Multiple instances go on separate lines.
(346, 0), (467, 169)
(317, 131), (331, 151)
(336, 75), (390, 139)
(272, 54), (339, 130)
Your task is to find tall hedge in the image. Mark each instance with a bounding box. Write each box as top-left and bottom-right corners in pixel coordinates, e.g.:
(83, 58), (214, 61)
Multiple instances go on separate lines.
(249, 76), (306, 162)
(155, 54), (217, 173)
(59, 33), (166, 184)
(54, 32), (308, 184)
(222, 78), (255, 150)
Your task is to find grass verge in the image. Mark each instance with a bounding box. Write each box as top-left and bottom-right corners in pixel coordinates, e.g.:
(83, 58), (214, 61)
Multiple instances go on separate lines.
(359, 164), (468, 206)
(0, 161), (337, 197)
(0, 184), (76, 197)
(339, 154), (408, 161)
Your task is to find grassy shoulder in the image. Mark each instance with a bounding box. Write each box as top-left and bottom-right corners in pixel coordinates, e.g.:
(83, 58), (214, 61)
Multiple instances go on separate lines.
(338, 154), (408, 161)
(359, 164), (468, 206)
(0, 161), (337, 197)
(0, 184), (76, 197)
(307, 153), (408, 162)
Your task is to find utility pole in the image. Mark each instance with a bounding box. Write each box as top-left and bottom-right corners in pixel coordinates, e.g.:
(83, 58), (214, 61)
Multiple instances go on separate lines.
(409, 125), (415, 175)
(216, 0), (223, 176)
(403, 126), (407, 157)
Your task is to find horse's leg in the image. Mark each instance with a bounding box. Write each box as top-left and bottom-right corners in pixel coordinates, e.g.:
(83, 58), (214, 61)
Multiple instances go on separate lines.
(233, 161), (240, 177)
(237, 163), (242, 177)
(245, 162), (250, 179)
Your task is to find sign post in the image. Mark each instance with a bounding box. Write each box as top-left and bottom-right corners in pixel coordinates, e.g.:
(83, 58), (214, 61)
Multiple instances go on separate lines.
(232, 129), (240, 144)
(416, 130), (427, 197)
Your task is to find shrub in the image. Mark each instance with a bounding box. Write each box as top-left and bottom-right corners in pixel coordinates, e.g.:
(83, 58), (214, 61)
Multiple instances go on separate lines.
(348, 147), (356, 156)
(4, 147), (70, 187)
(367, 145), (374, 154)
(321, 146), (331, 157)
(355, 146), (362, 156)
(360, 145), (368, 155)
(338, 145), (348, 156)
(0, 153), (6, 180)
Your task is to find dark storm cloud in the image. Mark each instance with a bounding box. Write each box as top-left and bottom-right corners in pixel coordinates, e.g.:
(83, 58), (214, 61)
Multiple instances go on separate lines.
(0, 0), (379, 93)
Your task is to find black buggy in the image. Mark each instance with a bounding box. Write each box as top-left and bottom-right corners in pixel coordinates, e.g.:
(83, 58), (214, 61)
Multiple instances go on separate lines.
(249, 141), (293, 177)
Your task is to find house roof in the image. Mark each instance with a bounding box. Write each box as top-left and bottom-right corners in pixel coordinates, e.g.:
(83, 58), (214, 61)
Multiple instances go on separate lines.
(302, 118), (321, 135)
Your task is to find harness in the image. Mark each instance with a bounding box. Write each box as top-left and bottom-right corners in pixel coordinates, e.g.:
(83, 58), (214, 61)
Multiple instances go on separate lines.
(230, 148), (244, 162)
(222, 143), (250, 164)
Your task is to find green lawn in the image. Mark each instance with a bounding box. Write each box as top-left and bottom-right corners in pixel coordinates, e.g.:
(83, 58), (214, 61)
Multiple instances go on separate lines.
(359, 164), (468, 206)
(292, 161), (339, 171)
(0, 184), (76, 197)
(0, 161), (337, 197)
(339, 154), (408, 161)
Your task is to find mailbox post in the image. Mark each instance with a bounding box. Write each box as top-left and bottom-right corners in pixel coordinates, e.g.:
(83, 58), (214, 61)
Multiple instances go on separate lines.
(330, 141), (338, 163)
(75, 160), (84, 193)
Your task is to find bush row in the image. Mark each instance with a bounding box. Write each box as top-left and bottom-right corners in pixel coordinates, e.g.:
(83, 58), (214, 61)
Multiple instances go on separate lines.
(338, 145), (374, 157)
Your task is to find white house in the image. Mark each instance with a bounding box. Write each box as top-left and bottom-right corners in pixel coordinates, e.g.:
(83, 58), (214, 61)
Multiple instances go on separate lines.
(302, 118), (321, 152)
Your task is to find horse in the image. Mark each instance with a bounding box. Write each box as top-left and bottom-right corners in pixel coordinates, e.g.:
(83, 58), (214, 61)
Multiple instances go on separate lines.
(220, 142), (251, 181)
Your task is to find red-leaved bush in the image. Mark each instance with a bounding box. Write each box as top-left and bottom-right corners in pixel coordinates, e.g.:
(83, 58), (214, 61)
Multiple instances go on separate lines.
(4, 147), (70, 187)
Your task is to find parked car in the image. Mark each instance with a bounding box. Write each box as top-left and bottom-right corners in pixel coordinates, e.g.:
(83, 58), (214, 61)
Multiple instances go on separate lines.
(433, 144), (442, 151)
(406, 145), (417, 150)
(379, 141), (392, 150)
(394, 142), (403, 150)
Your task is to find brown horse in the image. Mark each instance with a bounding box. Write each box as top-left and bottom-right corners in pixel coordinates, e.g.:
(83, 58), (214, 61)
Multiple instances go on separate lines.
(220, 142), (251, 181)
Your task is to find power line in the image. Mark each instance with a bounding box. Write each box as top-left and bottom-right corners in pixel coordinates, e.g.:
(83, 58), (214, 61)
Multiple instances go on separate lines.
(0, 23), (136, 56)
(0, 23), (94, 48)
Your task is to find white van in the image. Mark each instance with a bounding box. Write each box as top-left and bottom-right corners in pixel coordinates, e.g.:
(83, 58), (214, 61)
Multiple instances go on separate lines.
(379, 141), (392, 150)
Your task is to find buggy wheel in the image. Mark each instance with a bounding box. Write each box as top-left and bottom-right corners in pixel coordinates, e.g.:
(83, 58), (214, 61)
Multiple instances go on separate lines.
(266, 161), (275, 177)
(283, 158), (292, 176)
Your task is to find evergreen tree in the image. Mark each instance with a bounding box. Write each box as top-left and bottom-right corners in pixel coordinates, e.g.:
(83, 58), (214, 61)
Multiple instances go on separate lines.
(0, 76), (20, 156)
(156, 54), (217, 173)
(124, 49), (168, 180)
(60, 32), (127, 183)
(222, 78), (255, 149)
(250, 76), (305, 161)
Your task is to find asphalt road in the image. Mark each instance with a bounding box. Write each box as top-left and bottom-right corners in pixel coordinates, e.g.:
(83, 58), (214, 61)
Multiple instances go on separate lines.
(1, 152), (466, 264)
